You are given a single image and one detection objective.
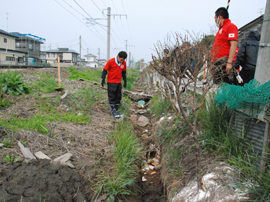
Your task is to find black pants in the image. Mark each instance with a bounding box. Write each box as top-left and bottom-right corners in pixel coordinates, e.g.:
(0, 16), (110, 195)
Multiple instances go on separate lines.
(107, 83), (122, 105)
(239, 70), (255, 86)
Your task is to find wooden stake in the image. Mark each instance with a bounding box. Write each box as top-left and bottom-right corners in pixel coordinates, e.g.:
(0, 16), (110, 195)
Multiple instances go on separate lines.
(58, 55), (61, 87)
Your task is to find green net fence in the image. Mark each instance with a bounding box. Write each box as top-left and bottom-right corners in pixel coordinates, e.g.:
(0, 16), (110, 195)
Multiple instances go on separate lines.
(215, 79), (270, 118)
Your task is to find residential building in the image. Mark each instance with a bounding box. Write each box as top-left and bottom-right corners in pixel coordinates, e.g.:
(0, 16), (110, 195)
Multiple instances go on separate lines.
(97, 59), (107, 68)
(84, 53), (99, 68)
(238, 15), (263, 45)
(46, 48), (79, 67)
(10, 32), (45, 65)
(0, 29), (26, 65)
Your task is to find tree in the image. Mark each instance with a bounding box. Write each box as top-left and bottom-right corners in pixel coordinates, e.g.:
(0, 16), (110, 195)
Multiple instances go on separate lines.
(150, 32), (214, 190)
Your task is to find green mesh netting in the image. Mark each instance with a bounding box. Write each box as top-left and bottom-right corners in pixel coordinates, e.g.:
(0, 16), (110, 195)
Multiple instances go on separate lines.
(215, 79), (270, 118)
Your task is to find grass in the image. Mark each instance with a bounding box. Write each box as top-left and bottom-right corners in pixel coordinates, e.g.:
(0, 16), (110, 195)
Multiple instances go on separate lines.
(150, 95), (174, 117)
(93, 121), (143, 202)
(31, 73), (59, 94)
(68, 67), (140, 90)
(198, 92), (270, 201)
(0, 87), (106, 135)
(68, 67), (102, 82)
(198, 92), (253, 159)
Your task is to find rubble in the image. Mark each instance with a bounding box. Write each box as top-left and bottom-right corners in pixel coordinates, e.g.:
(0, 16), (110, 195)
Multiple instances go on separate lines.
(137, 116), (150, 127)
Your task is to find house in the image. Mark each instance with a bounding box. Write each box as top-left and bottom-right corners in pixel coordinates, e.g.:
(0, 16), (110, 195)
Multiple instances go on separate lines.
(10, 32), (45, 65)
(84, 53), (99, 68)
(97, 59), (107, 68)
(0, 29), (26, 65)
(238, 15), (263, 45)
(46, 48), (79, 67)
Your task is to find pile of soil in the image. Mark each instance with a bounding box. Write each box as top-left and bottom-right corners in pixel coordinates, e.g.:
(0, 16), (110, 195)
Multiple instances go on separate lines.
(0, 159), (93, 202)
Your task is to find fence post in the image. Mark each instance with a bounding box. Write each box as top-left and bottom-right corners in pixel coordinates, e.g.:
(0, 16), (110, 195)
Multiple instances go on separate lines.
(260, 120), (270, 171)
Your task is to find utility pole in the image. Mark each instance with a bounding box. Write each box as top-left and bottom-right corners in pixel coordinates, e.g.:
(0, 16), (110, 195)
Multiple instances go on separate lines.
(125, 40), (128, 53)
(107, 7), (111, 61)
(85, 7), (126, 61)
(129, 52), (131, 67)
(98, 48), (100, 68)
(79, 35), (81, 66)
(255, 0), (270, 84)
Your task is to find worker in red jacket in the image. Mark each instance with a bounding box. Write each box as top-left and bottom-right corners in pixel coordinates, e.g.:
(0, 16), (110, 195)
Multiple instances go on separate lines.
(101, 51), (127, 118)
(211, 7), (238, 84)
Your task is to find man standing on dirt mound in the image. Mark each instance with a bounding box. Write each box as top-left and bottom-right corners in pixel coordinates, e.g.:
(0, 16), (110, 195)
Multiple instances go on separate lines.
(101, 51), (127, 118)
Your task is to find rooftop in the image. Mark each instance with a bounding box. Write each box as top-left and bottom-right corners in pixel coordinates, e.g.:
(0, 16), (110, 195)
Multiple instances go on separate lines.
(46, 48), (79, 55)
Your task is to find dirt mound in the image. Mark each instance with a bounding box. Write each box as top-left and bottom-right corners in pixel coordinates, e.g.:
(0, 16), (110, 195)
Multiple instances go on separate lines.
(0, 159), (92, 202)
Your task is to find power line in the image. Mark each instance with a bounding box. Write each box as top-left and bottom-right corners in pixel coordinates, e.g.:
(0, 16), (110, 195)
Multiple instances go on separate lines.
(54, 0), (106, 42)
(62, 0), (85, 17)
(120, 0), (126, 14)
(73, 0), (109, 40)
(101, 0), (107, 8)
(111, 0), (128, 40)
(111, 27), (123, 42)
(90, 0), (103, 13)
(120, 0), (133, 43)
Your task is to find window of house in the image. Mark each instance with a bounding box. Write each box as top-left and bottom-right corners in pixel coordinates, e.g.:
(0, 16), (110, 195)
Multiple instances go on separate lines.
(49, 53), (55, 58)
(4, 38), (7, 43)
(16, 43), (21, 48)
(29, 44), (33, 50)
(6, 56), (15, 61)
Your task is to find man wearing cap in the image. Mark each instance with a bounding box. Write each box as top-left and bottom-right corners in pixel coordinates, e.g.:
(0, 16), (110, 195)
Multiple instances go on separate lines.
(211, 7), (238, 84)
(101, 51), (127, 118)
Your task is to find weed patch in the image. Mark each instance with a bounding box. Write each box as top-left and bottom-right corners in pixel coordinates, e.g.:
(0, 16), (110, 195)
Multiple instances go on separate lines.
(31, 73), (59, 94)
(150, 95), (173, 117)
(0, 71), (30, 95)
(93, 122), (143, 201)
(68, 67), (102, 82)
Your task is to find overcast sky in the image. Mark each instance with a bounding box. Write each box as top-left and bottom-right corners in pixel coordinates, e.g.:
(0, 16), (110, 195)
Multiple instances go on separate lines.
(0, 0), (267, 63)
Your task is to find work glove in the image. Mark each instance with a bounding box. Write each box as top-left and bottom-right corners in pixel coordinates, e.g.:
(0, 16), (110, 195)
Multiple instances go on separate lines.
(101, 79), (105, 87)
(123, 81), (127, 88)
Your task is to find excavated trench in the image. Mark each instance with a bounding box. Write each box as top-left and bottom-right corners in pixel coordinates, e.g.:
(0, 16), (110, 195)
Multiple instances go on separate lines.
(127, 89), (166, 202)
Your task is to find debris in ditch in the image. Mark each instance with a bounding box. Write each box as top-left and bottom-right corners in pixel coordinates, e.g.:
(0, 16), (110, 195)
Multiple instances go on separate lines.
(142, 164), (150, 172)
(138, 100), (146, 106)
(131, 114), (137, 122)
(149, 171), (157, 176)
(143, 129), (149, 133)
(137, 116), (149, 127)
(142, 176), (147, 182)
(156, 117), (165, 125)
(0, 143), (3, 148)
(149, 165), (155, 170)
(155, 164), (162, 170)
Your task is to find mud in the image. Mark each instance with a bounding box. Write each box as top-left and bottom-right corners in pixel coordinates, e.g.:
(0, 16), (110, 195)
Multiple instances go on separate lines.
(0, 159), (93, 202)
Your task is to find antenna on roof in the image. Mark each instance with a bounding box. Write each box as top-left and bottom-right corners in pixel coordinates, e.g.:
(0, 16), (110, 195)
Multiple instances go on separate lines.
(226, 0), (230, 10)
(6, 13), (8, 32)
